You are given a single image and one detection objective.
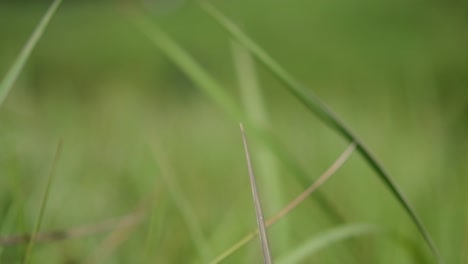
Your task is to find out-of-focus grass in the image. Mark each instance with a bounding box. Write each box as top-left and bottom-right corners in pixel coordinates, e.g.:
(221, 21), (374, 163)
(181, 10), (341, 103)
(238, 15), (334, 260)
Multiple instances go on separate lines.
(0, 1), (466, 263)
(201, 2), (441, 260)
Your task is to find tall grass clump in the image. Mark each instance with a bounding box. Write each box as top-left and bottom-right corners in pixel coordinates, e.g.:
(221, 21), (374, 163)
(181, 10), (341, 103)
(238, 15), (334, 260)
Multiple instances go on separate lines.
(1, 0), (459, 263)
(130, 2), (443, 263)
(131, 14), (345, 227)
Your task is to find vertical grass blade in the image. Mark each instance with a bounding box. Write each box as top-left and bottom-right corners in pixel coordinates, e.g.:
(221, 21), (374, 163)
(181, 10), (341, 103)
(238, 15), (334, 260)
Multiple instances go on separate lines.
(0, 0), (63, 108)
(23, 139), (63, 264)
(199, 2), (442, 263)
(232, 40), (288, 250)
(276, 224), (377, 264)
(209, 143), (356, 264)
(240, 123), (274, 264)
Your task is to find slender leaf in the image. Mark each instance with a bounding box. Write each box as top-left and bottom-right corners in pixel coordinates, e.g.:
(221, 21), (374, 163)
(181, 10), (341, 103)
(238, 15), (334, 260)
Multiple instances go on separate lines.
(232, 41), (288, 250)
(23, 140), (63, 264)
(0, 0), (63, 108)
(276, 224), (377, 264)
(199, 2), (442, 263)
(240, 123), (274, 264)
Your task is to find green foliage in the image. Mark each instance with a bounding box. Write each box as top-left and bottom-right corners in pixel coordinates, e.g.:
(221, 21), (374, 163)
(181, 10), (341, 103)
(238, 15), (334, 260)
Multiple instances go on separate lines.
(0, 0), (466, 263)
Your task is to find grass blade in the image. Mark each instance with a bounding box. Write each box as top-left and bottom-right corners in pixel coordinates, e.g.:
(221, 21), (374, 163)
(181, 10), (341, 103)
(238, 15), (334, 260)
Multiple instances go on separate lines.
(209, 143), (356, 264)
(0, 0), (63, 108)
(199, 2), (442, 262)
(23, 139), (63, 264)
(232, 40), (288, 250)
(240, 123), (274, 264)
(276, 224), (377, 264)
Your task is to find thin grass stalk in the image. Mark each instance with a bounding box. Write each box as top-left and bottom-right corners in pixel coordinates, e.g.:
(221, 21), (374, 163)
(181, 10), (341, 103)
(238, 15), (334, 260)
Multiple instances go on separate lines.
(209, 143), (356, 264)
(2, 2), (63, 250)
(232, 40), (288, 250)
(266, 143), (356, 226)
(240, 124), (274, 264)
(199, 2), (442, 263)
(23, 140), (63, 264)
(0, 0), (63, 108)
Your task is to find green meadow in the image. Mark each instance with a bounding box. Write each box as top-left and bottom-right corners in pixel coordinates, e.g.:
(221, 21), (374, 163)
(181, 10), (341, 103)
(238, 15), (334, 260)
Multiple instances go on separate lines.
(0, 0), (466, 263)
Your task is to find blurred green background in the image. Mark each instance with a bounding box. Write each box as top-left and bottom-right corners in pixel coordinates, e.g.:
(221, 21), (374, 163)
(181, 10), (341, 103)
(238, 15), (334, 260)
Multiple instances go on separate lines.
(0, 0), (467, 263)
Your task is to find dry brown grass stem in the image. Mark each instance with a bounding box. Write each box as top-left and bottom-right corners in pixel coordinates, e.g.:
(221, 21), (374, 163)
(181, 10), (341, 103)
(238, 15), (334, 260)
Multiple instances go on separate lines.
(209, 142), (356, 264)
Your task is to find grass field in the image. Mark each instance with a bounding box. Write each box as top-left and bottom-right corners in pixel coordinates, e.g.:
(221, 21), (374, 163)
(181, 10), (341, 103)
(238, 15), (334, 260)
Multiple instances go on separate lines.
(0, 0), (467, 263)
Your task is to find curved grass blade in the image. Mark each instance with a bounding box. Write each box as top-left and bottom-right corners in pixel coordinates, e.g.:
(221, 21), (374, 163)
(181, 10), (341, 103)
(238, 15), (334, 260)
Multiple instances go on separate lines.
(199, 2), (442, 263)
(209, 143), (356, 264)
(131, 15), (345, 225)
(276, 224), (377, 264)
(23, 140), (63, 264)
(0, 0), (63, 108)
(240, 123), (274, 264)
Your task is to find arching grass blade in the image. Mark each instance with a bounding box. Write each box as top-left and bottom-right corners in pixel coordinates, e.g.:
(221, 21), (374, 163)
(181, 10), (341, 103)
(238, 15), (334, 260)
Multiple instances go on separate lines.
(276, 224), (377, 264)
(199, 2), (442, 262)
(0, 0), (63, 108)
